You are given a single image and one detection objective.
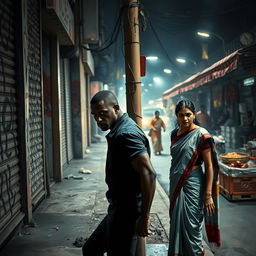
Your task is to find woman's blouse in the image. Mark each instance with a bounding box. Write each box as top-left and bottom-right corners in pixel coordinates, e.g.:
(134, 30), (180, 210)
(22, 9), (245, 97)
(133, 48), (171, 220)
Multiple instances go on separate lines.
(171, 128), (211, 166)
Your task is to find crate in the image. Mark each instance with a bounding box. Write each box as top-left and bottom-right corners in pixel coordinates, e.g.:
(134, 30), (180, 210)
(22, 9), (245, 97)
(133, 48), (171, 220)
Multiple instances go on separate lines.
(219, 172), (256, 201)
(220, 189), (256, 201)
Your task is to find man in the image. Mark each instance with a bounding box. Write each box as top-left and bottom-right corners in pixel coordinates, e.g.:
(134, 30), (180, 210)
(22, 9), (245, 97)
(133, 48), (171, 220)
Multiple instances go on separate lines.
(196, 104), (210, 130)
(83, 90), (156, 256)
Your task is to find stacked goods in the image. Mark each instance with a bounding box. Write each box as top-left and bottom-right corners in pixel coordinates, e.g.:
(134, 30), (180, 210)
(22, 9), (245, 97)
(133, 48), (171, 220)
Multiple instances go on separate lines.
(218, 152), (256, 201)
(220, 126), (241, 149)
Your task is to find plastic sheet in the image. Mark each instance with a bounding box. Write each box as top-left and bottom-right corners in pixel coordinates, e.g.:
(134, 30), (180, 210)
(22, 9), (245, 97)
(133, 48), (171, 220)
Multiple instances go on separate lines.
(219, 161), (256, 177)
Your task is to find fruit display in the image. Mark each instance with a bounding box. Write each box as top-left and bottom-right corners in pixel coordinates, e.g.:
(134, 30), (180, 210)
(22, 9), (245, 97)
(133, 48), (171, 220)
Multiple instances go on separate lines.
(228, 161), (249, 168)
(219, 152), (250, 164)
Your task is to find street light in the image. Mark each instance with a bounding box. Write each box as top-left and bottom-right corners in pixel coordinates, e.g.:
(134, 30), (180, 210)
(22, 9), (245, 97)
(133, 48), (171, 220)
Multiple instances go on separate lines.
(176, 57), (197, 65)
(197, 31), (226, 55)
(153, 77), (162, 85)
(146, 56), (158, 61)
(163, 68), (172, 74)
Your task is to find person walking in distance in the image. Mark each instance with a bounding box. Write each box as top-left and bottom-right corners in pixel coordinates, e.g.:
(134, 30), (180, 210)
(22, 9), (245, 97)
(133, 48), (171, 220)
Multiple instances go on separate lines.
(83, 90), (156, 256)
(149, 110), (166, 155)
(168, 100), (221, 256)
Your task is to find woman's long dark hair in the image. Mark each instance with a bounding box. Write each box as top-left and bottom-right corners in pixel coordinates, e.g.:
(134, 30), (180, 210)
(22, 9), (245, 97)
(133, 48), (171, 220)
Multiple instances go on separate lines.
(175, 100), (200, 126)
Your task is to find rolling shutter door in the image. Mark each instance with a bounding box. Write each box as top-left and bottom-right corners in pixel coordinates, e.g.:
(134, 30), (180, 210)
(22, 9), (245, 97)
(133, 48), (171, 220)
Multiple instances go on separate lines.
(64, 59), (73, 161)
(0, 0), (24, 245)
(60, 58), (68, 167)
(27, 0), (46, 205)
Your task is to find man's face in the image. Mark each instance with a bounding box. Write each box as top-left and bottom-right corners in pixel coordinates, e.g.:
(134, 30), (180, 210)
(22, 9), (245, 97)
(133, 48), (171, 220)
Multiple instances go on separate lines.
(91, 100), (119, 131)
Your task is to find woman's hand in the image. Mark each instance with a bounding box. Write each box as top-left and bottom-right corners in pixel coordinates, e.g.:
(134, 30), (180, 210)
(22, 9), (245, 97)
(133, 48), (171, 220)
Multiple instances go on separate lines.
(204, 196), (215, 216)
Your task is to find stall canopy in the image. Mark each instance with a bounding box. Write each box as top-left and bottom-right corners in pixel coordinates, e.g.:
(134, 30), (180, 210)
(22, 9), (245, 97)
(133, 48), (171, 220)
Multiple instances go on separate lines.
(163, 44), (256, 100)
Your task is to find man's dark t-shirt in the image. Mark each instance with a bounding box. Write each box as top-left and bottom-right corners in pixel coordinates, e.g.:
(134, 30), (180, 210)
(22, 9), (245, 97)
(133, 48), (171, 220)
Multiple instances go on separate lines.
(105, 113), (150, 209)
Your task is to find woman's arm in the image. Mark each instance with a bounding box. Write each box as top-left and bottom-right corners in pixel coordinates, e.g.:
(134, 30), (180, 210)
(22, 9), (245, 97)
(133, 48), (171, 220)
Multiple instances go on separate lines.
(202, 148), (215, 216)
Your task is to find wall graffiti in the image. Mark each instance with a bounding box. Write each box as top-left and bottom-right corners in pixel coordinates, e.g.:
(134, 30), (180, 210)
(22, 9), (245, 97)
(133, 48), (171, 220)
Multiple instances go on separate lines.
(0, 53), (18, 217)
(0, 2), (11, 52)
(27, 0), (44, 197)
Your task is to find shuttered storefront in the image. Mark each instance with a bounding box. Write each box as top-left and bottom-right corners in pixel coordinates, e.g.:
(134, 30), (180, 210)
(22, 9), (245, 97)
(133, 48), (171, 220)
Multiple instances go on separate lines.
(0, 0), (24, 245)
(64, 59), (73, 162)
(60, 58), (73, 167)
(27, 0), (46, 206)
(60, 58), (68, 167)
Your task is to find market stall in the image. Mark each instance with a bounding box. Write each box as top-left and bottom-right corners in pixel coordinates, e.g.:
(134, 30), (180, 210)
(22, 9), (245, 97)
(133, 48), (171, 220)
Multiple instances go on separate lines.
(218, 152), (256, 201)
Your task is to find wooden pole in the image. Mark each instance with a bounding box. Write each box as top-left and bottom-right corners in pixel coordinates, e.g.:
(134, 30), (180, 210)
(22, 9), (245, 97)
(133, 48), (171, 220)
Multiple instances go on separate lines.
(123, 0), (142, 128)
(123, 2), (145, 255)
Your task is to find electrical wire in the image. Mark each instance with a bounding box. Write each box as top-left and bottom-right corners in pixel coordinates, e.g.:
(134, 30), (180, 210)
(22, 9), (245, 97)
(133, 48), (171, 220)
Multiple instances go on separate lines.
(81, 6), (124, 52)
(147, 16), (194, 76)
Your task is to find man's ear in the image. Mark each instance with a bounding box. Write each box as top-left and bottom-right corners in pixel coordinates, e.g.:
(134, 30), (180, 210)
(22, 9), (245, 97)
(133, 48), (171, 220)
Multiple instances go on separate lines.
(113, 104), (120, 113)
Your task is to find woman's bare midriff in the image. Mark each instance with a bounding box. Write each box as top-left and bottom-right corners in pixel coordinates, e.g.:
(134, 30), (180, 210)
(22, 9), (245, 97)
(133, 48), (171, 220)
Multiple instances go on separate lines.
(192, 165), (200, 170)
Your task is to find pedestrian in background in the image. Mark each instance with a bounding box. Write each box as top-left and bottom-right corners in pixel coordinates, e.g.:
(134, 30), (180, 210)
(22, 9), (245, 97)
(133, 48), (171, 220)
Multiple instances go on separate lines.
(168, 100), (221, 256)
(83, 90), (156, 256)
(149, 110), (166, 155)
(196, 104), (211, 130)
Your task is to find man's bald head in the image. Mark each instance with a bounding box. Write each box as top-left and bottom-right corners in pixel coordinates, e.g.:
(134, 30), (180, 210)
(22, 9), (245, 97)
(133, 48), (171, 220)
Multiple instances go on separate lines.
(90, 90), (119, 106)
(90, 90), (122, 131)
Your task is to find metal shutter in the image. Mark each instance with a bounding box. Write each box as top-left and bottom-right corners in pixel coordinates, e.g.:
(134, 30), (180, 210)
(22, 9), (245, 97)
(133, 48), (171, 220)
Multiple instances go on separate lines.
(60, 58), (68, 167)
(0, 0), (24, 245)
(64, 59), (73, 161)
(27, 0), (46, 205)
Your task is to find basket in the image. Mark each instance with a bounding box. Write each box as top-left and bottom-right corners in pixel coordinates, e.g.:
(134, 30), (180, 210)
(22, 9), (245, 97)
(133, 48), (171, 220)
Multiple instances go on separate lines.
(219, 152), (250, 164)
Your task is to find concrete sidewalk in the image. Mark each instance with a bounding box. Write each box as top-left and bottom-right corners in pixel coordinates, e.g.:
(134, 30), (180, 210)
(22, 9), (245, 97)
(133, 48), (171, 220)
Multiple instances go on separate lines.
(0, 140), (213, 256)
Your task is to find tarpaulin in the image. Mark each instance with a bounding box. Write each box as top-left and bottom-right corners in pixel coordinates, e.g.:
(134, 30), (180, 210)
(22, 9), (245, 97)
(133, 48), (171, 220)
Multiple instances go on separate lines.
(163, 44), (256, 100)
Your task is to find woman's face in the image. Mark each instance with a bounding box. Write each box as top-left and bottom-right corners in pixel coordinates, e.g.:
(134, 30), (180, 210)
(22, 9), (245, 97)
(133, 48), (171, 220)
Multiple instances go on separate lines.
(177, 107), (195, 129)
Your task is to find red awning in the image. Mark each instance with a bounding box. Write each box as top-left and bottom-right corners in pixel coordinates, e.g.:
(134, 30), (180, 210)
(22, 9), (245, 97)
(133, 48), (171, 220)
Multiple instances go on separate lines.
(163, 45), (256, 100)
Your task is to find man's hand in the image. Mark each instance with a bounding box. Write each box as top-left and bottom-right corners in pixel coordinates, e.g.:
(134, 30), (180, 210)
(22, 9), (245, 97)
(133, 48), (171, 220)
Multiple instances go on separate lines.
(135, 216), (150, 237)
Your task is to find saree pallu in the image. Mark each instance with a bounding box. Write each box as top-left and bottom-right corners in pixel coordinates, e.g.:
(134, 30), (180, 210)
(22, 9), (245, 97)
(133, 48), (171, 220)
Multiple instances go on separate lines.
(168, 128), (221, 256)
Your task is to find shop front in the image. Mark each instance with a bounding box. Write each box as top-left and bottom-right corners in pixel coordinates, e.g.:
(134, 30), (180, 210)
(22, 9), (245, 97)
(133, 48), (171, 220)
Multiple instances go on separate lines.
(163, 44), (256, 201)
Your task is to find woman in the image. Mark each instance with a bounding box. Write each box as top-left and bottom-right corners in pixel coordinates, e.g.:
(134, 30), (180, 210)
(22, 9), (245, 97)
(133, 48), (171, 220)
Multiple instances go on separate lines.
(168, 100), (221, 256)
(149, 110), (166, 155)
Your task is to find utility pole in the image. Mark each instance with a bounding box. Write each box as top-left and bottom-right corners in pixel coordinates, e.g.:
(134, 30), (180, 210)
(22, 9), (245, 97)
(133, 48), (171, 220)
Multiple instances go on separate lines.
(123, 2), (146, 255)
(123, 0), (142, 128)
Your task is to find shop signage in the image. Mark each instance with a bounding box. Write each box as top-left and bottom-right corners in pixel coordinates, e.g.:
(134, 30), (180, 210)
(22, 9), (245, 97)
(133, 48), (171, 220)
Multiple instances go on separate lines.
(243, 77), (255, 86)
(46, 0), (75, 44)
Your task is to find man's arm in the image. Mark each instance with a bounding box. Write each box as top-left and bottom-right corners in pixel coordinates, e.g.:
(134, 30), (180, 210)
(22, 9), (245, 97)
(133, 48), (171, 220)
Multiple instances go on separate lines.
(131, 153), (156, 237)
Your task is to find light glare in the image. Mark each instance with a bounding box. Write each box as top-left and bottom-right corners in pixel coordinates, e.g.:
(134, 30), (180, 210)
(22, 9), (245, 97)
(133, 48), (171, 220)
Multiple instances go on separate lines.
(197, 31), (210, 37)
(176, 58), (186, 63)
(164, 69), (172, 74)
(153, 77), (162, 84)
(146, 56), (158, 60)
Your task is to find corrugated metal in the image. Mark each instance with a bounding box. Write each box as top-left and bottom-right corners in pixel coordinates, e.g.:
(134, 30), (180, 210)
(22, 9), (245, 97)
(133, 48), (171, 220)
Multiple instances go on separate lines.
(60, 58), (68, 167)
(27, 0), (45, 205)
(0, 0), (24, 245)
(64, 59), (73, 161)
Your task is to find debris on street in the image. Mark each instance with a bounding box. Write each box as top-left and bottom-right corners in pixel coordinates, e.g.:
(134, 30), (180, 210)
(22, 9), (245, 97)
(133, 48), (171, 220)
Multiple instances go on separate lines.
(79, 168), (92, 174)
(73, 236), (88, 247)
